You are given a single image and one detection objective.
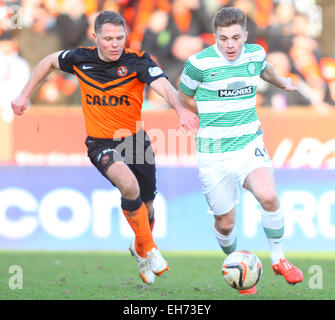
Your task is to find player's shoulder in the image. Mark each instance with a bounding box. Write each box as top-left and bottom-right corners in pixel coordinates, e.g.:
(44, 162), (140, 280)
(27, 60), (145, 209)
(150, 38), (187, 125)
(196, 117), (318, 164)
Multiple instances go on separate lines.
(194, 45), (220, 60)
(186, 45), (218, 70)
(75, 46), (98, 59)
(124, 48), (156, 65)
(124, 47), (146, 58)
(59, 46), (96, 61)
(243, 43), (266, 57)
(122, 48), (153, 65)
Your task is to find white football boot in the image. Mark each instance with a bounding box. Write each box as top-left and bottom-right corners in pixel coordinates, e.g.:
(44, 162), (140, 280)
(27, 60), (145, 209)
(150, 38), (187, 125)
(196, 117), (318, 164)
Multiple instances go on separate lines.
(146, 247), (169, 276)
(129, 240), (155, 285)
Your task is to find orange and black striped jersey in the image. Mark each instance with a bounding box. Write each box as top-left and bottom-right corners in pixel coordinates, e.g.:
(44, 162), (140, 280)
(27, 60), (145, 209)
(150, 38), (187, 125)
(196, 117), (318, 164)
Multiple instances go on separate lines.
(58, 47), (166, 138)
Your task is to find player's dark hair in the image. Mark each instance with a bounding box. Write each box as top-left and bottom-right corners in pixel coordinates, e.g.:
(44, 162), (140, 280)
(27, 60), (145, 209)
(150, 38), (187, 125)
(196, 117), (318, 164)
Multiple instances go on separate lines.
(94, 11), (126, 34)
(213, 7), (247, 31)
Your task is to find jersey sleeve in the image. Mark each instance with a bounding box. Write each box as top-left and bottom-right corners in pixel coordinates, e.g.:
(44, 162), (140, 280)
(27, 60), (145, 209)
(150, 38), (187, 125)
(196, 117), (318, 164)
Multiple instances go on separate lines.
(179, 57), (202, 97)
(58, 49), (80, 74)
(136, 52), (167, 85)
(260, 46), (267, 71)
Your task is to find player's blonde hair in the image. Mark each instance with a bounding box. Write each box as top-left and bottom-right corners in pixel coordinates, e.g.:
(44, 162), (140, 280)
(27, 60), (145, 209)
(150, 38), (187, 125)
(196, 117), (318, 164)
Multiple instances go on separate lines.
(213, 7), (247, 31)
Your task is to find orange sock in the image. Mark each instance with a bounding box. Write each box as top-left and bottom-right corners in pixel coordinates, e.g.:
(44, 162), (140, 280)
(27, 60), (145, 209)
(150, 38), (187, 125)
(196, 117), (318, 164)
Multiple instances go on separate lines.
(121, 197), (156, 258)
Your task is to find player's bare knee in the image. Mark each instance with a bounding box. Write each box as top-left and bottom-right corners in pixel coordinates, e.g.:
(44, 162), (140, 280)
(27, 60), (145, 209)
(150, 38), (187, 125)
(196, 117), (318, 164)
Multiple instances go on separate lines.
(119, 181), (140, 200)
(259, 193), (279, 211)
(215, 219), (234, 236)
(219, 223), (234, 236)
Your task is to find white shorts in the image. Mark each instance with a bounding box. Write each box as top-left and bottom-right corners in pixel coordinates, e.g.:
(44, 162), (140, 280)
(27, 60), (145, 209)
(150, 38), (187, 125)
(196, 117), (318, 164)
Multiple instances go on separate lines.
(197, 135), (273, 216)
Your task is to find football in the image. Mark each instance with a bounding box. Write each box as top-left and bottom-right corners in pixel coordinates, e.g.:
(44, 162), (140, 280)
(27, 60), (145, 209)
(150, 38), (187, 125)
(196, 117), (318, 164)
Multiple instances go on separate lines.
(222, 250), (263, 290)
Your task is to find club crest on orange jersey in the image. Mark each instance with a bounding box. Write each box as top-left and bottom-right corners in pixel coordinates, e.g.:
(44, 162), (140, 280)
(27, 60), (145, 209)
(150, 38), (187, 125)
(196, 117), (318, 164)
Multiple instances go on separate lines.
(117, 66), (128, 77)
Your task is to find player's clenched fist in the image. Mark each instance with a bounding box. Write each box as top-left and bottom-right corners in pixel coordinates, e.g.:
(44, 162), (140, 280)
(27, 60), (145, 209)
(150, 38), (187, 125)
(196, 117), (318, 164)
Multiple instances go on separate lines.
(11, 95), (30, 115)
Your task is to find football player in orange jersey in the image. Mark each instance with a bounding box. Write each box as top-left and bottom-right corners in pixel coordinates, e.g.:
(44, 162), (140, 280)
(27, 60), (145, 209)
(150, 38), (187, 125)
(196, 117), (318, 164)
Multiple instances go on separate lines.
(12, 11), (199, 285)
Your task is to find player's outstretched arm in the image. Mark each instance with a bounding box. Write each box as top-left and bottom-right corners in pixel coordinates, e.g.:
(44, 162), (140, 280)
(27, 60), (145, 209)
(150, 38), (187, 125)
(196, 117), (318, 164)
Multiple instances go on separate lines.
(150, 77), (199, 133)
(178, 89), (198, 115)
(11, 51), (62, 115)
(261, 61), (297, 92)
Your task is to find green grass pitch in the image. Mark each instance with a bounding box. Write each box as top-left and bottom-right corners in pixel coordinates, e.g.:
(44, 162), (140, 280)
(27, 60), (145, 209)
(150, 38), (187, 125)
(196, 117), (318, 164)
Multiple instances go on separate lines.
(0, 250), (333, 300)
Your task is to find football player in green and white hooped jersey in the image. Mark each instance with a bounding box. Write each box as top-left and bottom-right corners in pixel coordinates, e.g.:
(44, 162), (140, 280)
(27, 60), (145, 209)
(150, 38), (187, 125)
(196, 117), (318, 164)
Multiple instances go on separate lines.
(178, 7), (303, 295)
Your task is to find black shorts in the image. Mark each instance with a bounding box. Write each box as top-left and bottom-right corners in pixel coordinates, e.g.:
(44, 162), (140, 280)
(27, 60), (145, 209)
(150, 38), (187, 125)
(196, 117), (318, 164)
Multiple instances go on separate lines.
(85, 129), (156, 202)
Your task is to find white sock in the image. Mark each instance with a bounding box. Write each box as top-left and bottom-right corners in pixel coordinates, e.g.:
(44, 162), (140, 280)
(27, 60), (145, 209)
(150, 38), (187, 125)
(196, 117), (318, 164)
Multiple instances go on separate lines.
(267, 237), (284, 265)
(261, 208), (285, 265)
(213, 223), (237, 255)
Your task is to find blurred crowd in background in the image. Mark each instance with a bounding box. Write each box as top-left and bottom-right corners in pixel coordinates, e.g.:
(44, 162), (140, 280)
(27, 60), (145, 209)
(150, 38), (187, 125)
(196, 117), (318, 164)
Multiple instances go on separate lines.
(1, 0), (335, 122)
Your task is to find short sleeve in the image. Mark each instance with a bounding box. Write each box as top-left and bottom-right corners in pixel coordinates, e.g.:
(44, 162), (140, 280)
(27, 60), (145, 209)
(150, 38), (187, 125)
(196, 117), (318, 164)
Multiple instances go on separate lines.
(260, 46), (267, 71)
(261, 60), (267, 71)
(58, 49), (78, 74)
(136, 52), (167, 85)
(179, 58), (202, 97)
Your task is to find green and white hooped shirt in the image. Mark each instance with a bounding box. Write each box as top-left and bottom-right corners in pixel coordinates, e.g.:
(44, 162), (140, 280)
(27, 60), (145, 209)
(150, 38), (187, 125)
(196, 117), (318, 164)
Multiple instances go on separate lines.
(180, 43), (267, 155)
